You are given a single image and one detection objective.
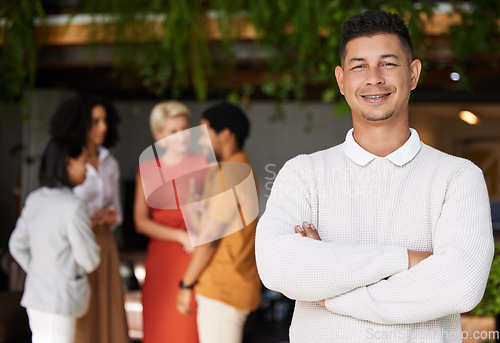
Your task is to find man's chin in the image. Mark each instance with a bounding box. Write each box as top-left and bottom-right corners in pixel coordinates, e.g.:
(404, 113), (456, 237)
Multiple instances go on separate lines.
(363, 111), (393, 122)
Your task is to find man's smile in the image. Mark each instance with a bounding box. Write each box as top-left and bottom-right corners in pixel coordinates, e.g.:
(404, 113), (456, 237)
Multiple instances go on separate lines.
(360, 92), (392, 103)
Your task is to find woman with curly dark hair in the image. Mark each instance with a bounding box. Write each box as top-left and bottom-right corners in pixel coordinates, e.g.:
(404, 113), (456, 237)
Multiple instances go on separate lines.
(50, 94), (129, 343)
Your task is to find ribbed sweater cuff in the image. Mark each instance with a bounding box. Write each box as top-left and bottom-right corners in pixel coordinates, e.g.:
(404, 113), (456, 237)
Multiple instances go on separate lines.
(325, 293), (351, 315)
(381, 245), (409, 277)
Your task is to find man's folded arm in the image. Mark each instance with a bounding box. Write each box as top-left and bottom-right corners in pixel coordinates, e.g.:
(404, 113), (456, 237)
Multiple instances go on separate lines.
(323, 163), (495, 324)
(255, 157), (409, 301)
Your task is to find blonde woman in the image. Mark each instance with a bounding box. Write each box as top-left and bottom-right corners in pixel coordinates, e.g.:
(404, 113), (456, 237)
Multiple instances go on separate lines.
(134, 101), (207, 343)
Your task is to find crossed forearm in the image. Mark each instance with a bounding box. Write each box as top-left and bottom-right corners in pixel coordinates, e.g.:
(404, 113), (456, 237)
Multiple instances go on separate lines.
(295, 221), (432, 308)
(256, 223), (410, 301)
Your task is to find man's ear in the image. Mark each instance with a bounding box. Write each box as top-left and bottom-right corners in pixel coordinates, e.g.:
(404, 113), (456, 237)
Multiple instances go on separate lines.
(410, 59), (422, 91)
(219, 128), (232, 143)
(335, 66), (345, 95)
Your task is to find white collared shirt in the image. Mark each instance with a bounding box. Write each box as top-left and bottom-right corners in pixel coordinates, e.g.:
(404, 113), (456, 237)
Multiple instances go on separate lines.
(73, 146), (122, 229)
(342, 128), (422, 167)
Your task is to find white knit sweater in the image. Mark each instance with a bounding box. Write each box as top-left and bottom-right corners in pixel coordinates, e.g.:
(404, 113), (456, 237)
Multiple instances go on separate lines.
(256, 129), (494, 343)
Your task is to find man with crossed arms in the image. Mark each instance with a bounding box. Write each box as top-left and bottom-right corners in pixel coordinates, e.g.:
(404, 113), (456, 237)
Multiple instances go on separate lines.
(256, 10), (494, 343)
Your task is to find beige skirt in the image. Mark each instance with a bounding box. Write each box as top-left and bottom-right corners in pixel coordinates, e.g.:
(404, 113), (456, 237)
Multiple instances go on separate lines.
(74, 229), (130, 343)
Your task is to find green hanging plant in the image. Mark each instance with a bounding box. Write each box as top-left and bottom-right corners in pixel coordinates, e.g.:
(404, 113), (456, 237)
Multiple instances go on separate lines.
(68, 0), (438, 109)
(0, 0), (45, 114)
(246, 0), (436, 117)
(2, 0), (499, 122)
(448, 0), (500, 91)
(79, 0), (213, 100)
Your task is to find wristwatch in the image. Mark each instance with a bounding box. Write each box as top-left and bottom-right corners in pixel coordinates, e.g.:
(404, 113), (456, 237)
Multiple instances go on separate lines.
(179, 280), (196, 290)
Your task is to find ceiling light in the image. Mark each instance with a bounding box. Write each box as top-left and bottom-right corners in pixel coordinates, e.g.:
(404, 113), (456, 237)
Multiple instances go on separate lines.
(459, 110), (479, 125)
(450, 72), (461, 81)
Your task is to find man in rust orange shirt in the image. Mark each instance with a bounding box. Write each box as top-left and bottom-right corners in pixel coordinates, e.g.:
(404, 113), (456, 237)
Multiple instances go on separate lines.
(176, 102), (262, 343)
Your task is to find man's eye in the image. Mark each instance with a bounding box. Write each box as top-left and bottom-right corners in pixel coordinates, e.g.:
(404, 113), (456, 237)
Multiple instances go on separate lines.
(382, 62), (396, 67)
(352, 65), (364, 70)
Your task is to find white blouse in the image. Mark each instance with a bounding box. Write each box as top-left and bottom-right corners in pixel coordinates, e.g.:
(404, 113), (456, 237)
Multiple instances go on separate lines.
(73, 146), (122, 229)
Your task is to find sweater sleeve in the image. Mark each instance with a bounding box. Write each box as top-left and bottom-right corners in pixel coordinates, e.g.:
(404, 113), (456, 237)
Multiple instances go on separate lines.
(67, 202), (101, 273)
(324, 162), (494, 324)
(255, 156), (409, 301)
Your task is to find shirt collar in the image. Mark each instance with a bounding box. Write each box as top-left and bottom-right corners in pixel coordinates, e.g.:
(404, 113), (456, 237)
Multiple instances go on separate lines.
(342, 128), (421, 167)
(98, 146), (110, 162)
(86, 146), (110, 172)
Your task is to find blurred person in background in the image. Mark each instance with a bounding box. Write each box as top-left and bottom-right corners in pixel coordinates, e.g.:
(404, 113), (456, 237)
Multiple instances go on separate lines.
(50, 94), (129, 343)
(9, 137), (100, 343)
(176, 102), (262, 343)
(134, 101), (207, 343)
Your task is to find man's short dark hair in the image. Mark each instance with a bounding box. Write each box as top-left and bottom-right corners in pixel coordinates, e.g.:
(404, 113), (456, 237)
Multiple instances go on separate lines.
(339, 11), (414, 63)
(202, 102), (250, 150)
(39, 137), (83, 188)
(50, 94), (121, 148)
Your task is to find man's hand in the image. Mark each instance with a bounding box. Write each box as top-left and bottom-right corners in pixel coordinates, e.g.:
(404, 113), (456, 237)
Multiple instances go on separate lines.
(295, 221), (325, 307)
(408, 250), (433, 269)
(176, 288), (194, 315)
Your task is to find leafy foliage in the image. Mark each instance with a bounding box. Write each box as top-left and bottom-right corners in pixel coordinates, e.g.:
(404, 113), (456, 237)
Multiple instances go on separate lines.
(244, 0), (434, 113)
(1, 0), (500, 115)
(0, 0), (45, 111)
(448, 0), (500, 90)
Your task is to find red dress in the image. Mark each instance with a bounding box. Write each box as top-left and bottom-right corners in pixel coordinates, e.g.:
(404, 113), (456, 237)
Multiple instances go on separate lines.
(140, 153), (207, 343)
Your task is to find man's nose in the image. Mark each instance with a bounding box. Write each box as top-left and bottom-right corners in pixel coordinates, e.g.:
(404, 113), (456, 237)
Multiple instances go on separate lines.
(365, 67), (385, 86)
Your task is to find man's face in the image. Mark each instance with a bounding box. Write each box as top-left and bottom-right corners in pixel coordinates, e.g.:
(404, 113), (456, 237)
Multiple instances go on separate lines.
(335, 34), (421, 125)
